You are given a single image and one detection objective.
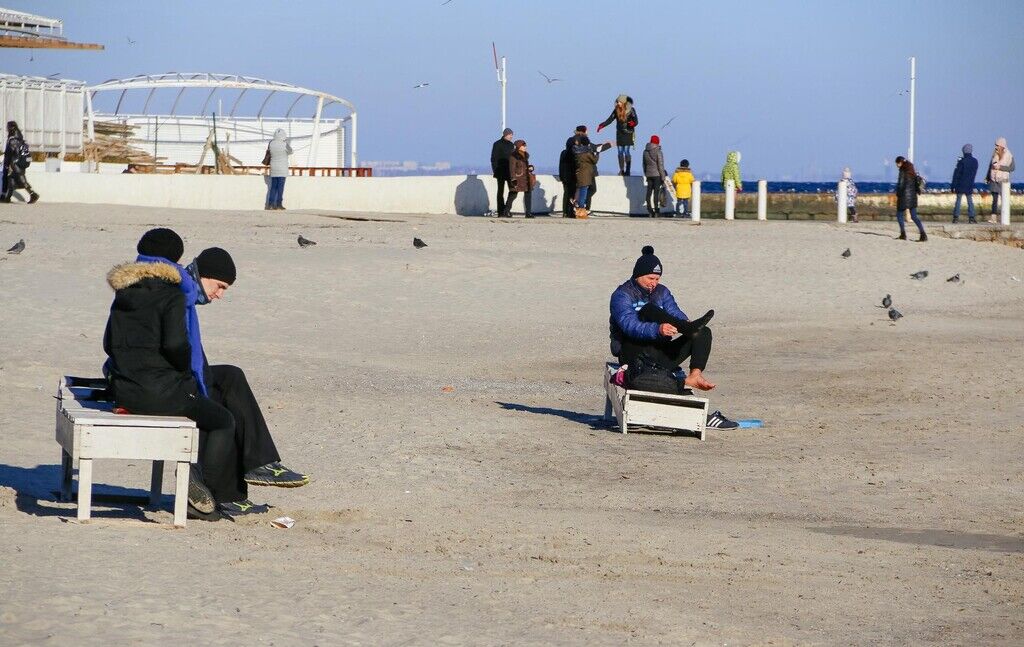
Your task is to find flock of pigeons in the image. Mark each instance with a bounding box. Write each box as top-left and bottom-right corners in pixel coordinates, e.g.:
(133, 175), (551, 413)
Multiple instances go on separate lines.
(840, 248), (962, 325)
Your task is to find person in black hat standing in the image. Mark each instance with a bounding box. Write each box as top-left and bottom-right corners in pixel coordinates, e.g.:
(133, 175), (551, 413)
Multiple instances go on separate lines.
(490, 128), (516, 216)
(608, 246), (737, 429)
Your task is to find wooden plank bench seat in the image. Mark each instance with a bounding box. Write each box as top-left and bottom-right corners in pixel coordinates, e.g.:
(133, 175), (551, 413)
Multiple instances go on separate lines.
(603, 362), (709, 439)
(55, 376), (199, 527)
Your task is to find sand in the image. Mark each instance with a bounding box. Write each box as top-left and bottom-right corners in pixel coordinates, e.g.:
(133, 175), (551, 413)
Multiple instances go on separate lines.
(1, 203), (1022, 646)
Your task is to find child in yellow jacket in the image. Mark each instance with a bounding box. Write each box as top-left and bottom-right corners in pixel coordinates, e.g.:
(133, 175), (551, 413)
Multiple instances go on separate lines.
(672, 159), (694, 217)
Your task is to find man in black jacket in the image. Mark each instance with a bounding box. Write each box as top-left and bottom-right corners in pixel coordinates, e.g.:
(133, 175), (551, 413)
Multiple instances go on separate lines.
(559, 126), (588, 217)
(490, 128), (515, 216)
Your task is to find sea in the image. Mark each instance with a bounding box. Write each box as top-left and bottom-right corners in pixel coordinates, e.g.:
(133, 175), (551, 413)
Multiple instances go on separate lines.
(698, 182), (1024, 194)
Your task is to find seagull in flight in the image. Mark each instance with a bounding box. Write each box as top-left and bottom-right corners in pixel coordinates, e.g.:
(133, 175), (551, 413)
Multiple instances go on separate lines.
(441, 0), (454, 4)
(127, 36), (136, 45)
(660, 115), (678, 129)
(413, 82), (430, 89)
(538, 71), (561, 84)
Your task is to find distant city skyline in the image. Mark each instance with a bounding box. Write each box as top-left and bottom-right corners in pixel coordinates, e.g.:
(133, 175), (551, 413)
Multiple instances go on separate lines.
(7, 0), (1024, 180)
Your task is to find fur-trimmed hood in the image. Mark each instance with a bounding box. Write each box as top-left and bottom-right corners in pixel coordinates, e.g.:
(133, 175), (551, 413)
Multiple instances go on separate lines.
(107, 261), (182, 291)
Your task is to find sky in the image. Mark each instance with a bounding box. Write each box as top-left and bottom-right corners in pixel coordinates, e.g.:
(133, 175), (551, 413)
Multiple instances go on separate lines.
(6, 0), (1024, 180)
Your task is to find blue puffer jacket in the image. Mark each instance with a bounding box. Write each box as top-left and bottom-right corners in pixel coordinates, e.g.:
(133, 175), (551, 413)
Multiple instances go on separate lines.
(951, 153), (979, 194)
(609, 279), (688, 357)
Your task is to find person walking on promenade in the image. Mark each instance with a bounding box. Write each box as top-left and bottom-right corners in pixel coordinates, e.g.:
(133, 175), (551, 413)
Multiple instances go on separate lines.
(558, 125), (586, 217)
(951, 144), (979, 223)
(985, 137), (1014, 223)
(265, 128), (292, 210)
(835, 167), (859, 223)
(597, 95), (638, 176)
(1, 121), (39, 204)
(573, 135), (612, 218)
(642, 135), (667, 217)
(894, 156), (927, 241)
(491, 128), (516, 216)
(672, 160), (694, 218)
(506, 140), (536, 218)
(721, 151), (743, 197)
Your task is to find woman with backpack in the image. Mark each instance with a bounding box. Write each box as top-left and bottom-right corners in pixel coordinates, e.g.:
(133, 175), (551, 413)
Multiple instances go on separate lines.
(894, 156), (926, 242)
(1, 121), (39, 204)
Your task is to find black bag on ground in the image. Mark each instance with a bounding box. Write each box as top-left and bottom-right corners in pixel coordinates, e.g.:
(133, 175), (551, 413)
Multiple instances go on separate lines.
(625, 355), (683, 394)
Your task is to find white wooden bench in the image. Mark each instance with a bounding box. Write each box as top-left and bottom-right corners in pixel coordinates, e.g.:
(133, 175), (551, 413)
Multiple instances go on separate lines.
(55, 376), (199, 527)
(603, 362), (709, 439)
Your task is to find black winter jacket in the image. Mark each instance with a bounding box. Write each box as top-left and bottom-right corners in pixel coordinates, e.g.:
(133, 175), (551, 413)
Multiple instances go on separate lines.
(599, 103), (639, 147)
(896, 167), (919, 211)
(490, 138), (515, 179)
(102, 261), (199, 414)
(951, 154), (979, 194)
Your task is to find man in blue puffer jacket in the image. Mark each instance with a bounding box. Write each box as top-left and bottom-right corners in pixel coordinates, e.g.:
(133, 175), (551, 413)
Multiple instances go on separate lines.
(609, 246), (717, 392)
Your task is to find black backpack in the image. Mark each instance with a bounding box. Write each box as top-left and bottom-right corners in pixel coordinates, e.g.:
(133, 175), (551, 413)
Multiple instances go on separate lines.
(15, 140), (30, 170)
(625, 354), (685, 395)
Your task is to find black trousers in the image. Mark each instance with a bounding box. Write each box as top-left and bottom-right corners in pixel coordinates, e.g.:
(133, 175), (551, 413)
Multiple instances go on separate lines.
(645, 177), (663, 213)
(618, 327), (713, 373)
(1, 167), (34, 201)
(587, 177), (596, 209)
(495, 178), (510, 214)
(184, 365), (281, 503)
(504, 189), (532, 217)
(561, 181), (576, 216)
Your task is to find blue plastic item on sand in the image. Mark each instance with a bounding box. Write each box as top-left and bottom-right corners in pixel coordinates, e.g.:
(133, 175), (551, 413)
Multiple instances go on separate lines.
(736, 419), (764, 429)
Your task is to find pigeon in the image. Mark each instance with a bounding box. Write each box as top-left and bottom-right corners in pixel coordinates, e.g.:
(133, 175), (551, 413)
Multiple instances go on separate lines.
(6, 239), (25, 254)
(297, 235), (316, 248)
(910, 270), (928, 280)
(412, 82), (430, 89)
(413, 237), (428, 249)
(946, 273), (960, 283)
(881, 294), (892, 308)
(841, 248), (851, 258)
(538, 71), (562, 84)
(888, 307), (903, 322)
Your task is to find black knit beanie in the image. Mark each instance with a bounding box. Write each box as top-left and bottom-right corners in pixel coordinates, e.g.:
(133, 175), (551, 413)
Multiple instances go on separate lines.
(631, 245), (662, 279)
(194, 247), (236, 285)
(136, 228), (184, 263)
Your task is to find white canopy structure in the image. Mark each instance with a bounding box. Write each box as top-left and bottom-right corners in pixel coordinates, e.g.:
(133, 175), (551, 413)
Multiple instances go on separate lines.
(0, 74), (85, 156)
(85, 72), (358, 167)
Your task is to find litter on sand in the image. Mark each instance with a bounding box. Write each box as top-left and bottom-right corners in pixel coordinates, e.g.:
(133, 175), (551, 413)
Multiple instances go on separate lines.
(736, 419), (764, 428)
(270, 516), (296, 529)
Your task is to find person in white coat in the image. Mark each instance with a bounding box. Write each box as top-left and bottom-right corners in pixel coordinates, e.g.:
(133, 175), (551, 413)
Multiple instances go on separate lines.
(266, 129), (293, 210)
(985, 137), (1013, 222)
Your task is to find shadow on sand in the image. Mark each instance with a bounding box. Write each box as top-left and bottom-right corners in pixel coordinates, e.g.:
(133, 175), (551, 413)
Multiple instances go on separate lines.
(0, 462), (162, 521)
(808, 524), (1024, 553)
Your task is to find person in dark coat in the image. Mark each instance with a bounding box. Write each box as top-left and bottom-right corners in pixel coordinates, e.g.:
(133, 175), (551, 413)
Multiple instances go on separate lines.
(642, 135), (667, 217)
(950, 144), (979, 223)
(103, 241), (308, 520)
(597, 95), (638, 176)
(558, 125), (587, 217)
(505, 140), (535, 218)
(1, 121), (39, 204)
(490, 128), (516, 216)
(894, 156), (927, 241)
(573, 136), (612, 218)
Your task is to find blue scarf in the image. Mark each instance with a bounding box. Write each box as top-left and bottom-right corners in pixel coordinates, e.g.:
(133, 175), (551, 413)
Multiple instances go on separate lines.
(136, 254), (209, 396)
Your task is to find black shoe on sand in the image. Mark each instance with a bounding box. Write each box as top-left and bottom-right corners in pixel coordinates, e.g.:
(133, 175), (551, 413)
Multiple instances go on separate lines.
(244, 462), (309, 488)
(188, 469), (216, 514)
(219, 500), (271, 517)
(188, 503), (226, 522)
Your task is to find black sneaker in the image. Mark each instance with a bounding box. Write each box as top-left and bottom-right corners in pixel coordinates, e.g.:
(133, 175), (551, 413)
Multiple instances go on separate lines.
(218, 499), (271, 516)
(706, 410), (739, 430)
(188, 469), (216, 514)
(187, 503), (226, 522)
(244, 462), (309, 488)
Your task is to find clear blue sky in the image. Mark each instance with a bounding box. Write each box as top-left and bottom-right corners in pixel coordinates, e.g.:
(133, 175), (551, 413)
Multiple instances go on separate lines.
(8, 0), (1024, 180)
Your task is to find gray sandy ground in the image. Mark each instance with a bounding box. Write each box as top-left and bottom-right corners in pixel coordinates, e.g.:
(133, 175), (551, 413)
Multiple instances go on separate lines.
(1, 203), (1022, 646)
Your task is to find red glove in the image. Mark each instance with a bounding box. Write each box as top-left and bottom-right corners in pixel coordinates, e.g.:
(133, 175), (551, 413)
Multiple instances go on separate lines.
(596, 124), (604, 133)
(627, 120), (636, 128)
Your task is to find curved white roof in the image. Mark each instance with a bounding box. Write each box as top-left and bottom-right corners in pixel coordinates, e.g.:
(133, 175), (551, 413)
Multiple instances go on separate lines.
(86, 72), (355, 119)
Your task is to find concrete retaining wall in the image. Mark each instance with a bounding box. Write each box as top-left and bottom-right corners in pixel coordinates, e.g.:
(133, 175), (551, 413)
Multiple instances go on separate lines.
(21, 168), (1024, 218)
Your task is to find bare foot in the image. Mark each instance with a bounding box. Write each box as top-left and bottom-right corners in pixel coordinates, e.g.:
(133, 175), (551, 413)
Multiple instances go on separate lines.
(684, 368), (716, 391)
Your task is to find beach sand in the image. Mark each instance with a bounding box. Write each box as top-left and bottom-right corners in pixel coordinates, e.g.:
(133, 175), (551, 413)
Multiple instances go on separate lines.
(1, 203), (1022, 645)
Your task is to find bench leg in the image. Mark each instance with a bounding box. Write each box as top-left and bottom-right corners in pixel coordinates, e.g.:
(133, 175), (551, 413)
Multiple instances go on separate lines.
(603, 393), (613, 421)
(60, 449), (73, 502)
(77, 458), (93, 522)
(150, 460), (164, 507)
(173, 462), (189, 528)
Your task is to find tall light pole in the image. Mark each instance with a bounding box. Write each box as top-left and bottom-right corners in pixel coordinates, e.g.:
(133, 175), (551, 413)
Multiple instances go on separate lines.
(493, 42), (507, 131)
(908, 56), (916, 162)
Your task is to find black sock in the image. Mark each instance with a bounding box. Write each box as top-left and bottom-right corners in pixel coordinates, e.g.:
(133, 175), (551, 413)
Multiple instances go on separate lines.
(638, 303), (714, 336)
